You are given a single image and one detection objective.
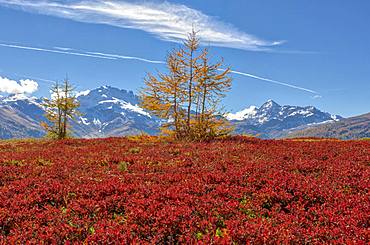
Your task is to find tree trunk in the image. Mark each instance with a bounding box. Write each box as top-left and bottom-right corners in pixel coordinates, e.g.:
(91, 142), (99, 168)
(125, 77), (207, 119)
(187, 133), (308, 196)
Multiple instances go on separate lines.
(173, 84), (178, 138)
(186, 50), (193, 134)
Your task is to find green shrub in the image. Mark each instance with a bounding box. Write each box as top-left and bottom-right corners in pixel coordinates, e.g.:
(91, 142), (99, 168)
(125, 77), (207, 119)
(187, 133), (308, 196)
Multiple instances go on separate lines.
(118, 161), (129, 172)
(128, 147), (141, 154)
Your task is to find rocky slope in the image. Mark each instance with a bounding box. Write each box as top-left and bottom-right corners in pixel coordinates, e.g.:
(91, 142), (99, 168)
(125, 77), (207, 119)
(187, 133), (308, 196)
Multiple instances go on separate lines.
(285, 113), (370, 139)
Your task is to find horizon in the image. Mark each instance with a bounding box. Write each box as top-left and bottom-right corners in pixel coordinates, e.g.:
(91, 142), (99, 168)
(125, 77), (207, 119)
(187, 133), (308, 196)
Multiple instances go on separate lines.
(0, 0), (369, 117)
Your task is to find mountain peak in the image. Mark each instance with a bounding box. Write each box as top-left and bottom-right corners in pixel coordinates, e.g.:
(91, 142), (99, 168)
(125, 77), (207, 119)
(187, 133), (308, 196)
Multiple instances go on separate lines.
(261, 99), (280, 109)
(97, 85), (113, 91)
(229, 99), (343, 138)
(77, 86), (138, 106)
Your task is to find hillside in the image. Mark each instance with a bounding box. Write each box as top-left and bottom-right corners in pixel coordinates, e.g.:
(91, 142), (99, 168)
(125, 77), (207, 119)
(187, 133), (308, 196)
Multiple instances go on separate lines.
(286, 113), (370, 139)
(0, 95), (45, 138)
(0, 137), (368, 243)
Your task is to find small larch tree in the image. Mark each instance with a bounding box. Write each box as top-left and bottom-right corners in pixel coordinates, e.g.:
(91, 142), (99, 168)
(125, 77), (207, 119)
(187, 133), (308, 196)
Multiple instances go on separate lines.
(140, 30), (232, 141)
(41, 77), (80, 139)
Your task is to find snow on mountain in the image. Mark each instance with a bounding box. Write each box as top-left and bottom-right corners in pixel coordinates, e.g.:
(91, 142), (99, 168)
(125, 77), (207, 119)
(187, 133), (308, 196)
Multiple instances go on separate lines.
(76, 90), (91, 97)
(231, 99), (343, 138)
(330, 115), (341, 121)
(73, 86), (159, 137)
(226, 106), (257, 121)
(0, 86), (159, 139)
(1, 93), (41, 106)
(0, 88), (344, 139)
(97, 97), (151, 117)
(230, 99), (341, 125)
(0, 94), (45, 139)
(77, 86), (138, 108)
(0, 94), (45, 121)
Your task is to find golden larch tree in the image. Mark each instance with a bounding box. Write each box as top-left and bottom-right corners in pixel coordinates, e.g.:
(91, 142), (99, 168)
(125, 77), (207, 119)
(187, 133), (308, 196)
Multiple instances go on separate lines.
(41, 77), (80, 139)
(140, 30), (232, 141)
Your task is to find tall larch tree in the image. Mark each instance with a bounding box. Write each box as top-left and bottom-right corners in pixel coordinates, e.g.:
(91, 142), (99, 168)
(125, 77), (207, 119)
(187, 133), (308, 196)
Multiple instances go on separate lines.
(140, 30), (232, 141)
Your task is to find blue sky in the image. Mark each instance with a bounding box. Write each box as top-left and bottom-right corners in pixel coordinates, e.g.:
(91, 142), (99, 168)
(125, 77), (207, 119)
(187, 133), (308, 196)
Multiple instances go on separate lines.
(0, 0), (369, 117)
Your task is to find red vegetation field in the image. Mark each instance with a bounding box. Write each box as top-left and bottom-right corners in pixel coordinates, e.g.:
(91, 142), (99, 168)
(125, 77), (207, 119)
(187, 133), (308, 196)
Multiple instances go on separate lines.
(0, 137), (369, 243)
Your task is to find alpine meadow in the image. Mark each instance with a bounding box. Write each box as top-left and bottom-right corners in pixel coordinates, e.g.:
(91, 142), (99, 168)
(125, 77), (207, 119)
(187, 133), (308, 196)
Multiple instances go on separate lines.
(0, 1), (369, 244)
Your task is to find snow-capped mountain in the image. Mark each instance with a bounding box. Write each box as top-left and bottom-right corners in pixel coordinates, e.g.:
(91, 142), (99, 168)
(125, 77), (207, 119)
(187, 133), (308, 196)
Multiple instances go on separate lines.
(0, 94), (45, 139)
(73, 86), (159, 138)
(1, 94), (45, 120)
(228, 99), (342, 138)
(0, 86), (160, 139)
(0, 87), (344, 139)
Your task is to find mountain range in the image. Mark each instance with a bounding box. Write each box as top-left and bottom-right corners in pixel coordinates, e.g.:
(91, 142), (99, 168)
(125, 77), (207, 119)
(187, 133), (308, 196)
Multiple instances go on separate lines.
(227, 99), (342, 138)
(1, 85), (365, 140)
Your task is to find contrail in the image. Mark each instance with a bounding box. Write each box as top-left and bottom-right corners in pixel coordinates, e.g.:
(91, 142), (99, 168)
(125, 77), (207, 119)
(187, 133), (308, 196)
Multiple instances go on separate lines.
(0, 42), (164, 64)
(0, 41), (318, 94)
(54, 46), (74, 51)
(0, 43), (117, 60)
(85, 52), (165, 64)
(228, 69), (318, 94)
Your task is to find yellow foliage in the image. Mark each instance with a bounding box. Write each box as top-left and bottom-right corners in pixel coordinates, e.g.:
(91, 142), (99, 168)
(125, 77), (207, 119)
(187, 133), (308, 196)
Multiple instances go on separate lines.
(140, 30), (233, 141)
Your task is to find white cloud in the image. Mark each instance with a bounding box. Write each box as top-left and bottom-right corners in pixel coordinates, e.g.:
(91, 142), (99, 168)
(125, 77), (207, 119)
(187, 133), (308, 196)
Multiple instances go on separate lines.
(0, 76), (39, 94)
(0, 0), (283, 51)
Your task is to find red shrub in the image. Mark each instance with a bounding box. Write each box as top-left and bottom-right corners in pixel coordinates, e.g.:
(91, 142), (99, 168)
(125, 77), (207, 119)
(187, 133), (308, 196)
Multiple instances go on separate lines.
(0, 137), (369, 243)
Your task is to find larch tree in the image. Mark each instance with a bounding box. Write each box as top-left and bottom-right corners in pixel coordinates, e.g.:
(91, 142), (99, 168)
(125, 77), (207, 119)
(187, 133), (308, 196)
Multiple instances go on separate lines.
(192, 49), (232, 139)
(140, 30), (233, 141)
(41, 77), (80, 139)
